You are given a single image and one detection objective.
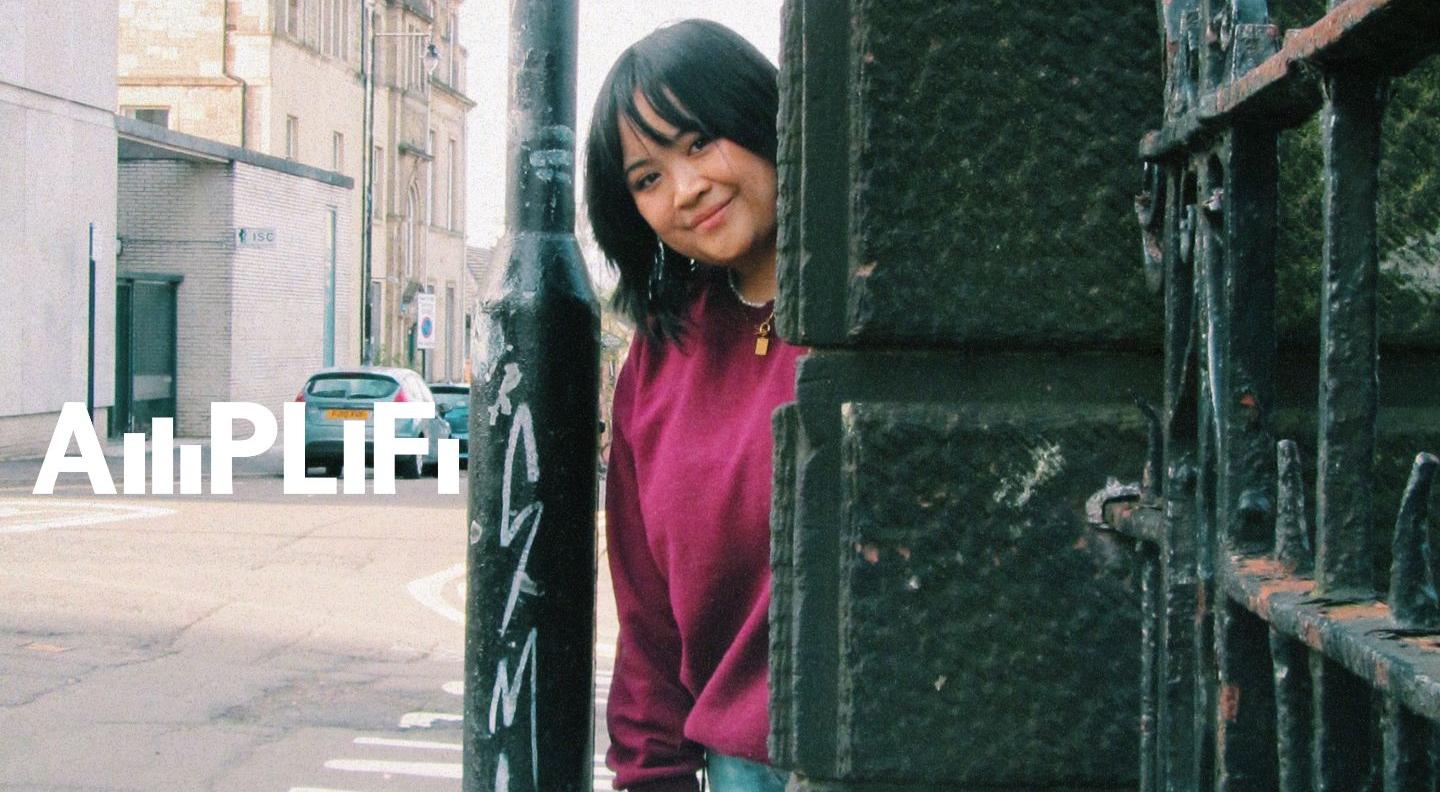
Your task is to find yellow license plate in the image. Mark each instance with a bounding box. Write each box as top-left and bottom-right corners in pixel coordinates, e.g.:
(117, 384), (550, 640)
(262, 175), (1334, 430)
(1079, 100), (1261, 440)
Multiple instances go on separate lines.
(325, 409), (370, 420)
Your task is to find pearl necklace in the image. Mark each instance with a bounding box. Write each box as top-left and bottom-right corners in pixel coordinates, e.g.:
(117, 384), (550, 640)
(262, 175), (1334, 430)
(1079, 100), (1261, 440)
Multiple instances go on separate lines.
(728, 269), (772, 308)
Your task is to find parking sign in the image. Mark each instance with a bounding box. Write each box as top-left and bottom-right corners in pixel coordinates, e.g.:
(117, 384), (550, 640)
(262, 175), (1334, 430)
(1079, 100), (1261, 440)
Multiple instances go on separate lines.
(416, 292), (437, 349)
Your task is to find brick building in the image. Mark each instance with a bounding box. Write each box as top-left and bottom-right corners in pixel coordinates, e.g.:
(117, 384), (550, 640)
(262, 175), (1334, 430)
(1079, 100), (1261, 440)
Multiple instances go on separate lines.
(117, 0), (473, 382)
(115, 118), (353, 437)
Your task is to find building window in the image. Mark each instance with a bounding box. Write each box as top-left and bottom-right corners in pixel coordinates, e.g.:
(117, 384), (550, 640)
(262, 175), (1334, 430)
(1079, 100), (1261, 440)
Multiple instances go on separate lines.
(446, 284), (456, 380)
(285, 115), (300, 160)
(447, 12), (459, 86)
(324, 208), (338, 366)
(122, 106), (170, 128)
(332, 131), (344, 173)
(368, 280), (382, 360)
(403, 189), (418, 279)
(447, 137), (458, 230)
(316, 0), (326, 49)
(286, 0), (301, 37)
(407, 24), (423, 91)
(341, 0), (353, 61)
(305, 0), (320, 48)
(372, 144), (384, 219)
(427, 130), (437, 225)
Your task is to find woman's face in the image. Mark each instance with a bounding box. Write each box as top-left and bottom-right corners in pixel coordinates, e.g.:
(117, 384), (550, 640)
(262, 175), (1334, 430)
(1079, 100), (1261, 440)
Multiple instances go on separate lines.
(618, 93), (777, 276)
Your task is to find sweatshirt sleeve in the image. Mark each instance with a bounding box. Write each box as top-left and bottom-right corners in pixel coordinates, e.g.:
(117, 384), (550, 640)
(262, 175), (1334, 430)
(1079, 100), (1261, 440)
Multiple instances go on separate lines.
(604, 363), (703, 791)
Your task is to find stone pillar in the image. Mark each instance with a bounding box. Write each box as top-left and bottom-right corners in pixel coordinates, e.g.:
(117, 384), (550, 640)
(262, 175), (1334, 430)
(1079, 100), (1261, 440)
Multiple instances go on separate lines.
(770, 2), (1162, 788)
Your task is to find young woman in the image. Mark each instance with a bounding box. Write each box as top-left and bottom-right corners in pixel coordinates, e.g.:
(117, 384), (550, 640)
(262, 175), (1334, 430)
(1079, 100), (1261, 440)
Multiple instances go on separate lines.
(585, 19), (801, 792)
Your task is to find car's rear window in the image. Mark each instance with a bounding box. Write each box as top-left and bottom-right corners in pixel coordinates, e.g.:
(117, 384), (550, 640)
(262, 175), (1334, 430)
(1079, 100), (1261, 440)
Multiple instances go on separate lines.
(434, 391), (468, 411)
(305, 374), (399, 400)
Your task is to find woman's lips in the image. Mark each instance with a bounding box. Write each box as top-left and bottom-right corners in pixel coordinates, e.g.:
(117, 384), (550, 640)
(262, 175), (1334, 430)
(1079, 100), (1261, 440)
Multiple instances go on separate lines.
(692, 198), (732, 232)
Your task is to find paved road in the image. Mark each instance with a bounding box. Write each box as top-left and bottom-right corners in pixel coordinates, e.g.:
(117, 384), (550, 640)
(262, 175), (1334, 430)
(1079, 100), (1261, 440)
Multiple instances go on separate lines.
(0, 454), (619, 791)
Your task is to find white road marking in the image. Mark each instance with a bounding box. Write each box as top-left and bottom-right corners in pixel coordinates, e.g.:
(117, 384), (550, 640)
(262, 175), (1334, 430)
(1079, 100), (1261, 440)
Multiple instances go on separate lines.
(354, 736), (461, 751)
(324, 758), (462, 779)
(399, 711), (463, 729)
(407, 563), (465, 624)
(0, 499), (174, 534)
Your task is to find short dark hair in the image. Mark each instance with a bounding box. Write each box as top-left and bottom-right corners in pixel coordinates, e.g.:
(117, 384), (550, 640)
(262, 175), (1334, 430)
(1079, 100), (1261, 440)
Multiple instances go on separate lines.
(584, 19), (778, 344)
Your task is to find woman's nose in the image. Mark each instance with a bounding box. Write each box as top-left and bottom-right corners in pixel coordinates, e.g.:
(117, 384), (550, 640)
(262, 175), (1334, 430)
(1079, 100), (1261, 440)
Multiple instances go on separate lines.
(671, 161), (709, 209)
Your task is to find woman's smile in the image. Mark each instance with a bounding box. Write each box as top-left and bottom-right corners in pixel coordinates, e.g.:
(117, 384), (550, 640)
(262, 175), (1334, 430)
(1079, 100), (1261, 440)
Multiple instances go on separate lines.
(690, 197), (732, 232)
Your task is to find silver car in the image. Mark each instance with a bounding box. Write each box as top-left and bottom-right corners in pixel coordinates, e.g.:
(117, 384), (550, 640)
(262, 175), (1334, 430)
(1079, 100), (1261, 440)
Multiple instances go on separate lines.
(297, 367), (449, 478)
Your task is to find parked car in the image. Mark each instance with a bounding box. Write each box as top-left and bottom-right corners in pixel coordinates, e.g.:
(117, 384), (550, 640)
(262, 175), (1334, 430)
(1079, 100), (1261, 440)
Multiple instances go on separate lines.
(296, 367), (449, 478)
(428, 383), (470, 466)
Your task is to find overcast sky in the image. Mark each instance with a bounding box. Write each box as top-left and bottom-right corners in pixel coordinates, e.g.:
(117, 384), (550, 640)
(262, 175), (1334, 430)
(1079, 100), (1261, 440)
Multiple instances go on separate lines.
(458, 1), (784, 249)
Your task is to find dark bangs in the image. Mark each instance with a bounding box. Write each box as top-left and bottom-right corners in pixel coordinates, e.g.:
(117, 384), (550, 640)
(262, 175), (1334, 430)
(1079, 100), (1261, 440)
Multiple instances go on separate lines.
(585, 19), (778, 344)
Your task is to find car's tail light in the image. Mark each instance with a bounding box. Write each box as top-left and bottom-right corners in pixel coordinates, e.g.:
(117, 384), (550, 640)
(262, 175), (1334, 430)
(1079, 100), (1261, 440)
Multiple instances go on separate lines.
(393, 387), (408, 403)
(295, 388), (306, 402)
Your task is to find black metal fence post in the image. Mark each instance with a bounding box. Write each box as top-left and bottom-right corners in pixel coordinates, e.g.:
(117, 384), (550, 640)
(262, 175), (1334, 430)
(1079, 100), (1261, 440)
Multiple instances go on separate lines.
(463, 0), (598, 789)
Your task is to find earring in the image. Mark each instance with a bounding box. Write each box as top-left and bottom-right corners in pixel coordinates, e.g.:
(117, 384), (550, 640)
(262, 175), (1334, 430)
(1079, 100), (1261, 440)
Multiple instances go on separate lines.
(688, 257), (698, 273)
(648, 238), (666, 303)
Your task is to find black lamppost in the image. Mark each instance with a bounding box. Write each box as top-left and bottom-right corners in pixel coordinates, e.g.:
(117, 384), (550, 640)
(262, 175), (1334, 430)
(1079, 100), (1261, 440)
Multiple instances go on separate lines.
(463, 1), (598, 789)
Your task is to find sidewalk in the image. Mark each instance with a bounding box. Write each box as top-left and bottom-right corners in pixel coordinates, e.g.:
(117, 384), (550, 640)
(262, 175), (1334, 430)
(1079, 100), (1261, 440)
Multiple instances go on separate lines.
(0, 436), (285, 489)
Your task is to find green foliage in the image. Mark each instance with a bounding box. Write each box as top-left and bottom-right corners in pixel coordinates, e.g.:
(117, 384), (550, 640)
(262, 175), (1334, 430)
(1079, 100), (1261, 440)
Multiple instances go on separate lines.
(1277, 56), (1440, 346)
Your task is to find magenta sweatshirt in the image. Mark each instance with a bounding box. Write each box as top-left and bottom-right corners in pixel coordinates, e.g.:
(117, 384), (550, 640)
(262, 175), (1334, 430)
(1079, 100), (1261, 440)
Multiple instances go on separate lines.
(604, 283), (803, 791)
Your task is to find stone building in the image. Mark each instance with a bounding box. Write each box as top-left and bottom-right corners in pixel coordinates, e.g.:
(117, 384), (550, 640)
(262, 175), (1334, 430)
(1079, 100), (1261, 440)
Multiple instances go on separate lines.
(117, 0), (473, 382)
(0, 2), (118, 459)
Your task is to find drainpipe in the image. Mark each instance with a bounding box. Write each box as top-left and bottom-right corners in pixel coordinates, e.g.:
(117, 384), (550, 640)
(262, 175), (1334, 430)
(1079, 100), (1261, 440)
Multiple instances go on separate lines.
(361, 1), (377, 363)
(87, 223), (96, 424)
(222, 0), (248, 148)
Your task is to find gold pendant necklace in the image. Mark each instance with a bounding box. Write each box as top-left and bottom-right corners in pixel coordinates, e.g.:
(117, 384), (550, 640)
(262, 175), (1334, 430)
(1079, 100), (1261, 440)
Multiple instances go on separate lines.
(755, 311), (775, 356)
(728, 270), (776, 356)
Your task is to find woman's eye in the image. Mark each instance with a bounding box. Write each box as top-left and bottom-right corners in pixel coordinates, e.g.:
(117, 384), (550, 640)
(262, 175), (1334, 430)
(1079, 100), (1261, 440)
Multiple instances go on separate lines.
(632, 172), (659, 191)
(689, 135), (712, 154)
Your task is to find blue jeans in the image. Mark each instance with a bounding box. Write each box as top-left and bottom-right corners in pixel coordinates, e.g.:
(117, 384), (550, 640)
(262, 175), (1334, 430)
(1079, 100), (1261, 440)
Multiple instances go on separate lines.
(706, 751), (788, 792)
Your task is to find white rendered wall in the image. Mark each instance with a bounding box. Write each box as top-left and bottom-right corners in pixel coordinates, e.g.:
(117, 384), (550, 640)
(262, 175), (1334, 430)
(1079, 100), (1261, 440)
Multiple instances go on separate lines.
(0, 0), (118, 459)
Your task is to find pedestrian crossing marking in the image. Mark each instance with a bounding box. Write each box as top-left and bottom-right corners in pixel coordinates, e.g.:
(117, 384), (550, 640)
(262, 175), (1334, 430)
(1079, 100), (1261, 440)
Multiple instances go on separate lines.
(324, 758), (462, 778)
(399, 711), (463, 728)
(354, 736), (460, 751)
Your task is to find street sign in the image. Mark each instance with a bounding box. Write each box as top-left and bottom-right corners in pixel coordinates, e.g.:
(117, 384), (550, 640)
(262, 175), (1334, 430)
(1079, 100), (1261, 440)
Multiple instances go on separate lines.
(235, 227), (277, 247)
(416, 292), (437, 349)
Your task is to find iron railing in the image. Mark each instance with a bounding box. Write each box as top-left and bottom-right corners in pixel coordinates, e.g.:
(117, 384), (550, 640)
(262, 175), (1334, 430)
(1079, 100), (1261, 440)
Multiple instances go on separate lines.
(1112, 0), (1440, 789)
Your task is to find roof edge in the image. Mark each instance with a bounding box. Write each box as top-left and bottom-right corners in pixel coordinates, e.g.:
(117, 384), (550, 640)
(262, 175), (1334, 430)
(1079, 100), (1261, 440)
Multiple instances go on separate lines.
(115, 115), (355, 189)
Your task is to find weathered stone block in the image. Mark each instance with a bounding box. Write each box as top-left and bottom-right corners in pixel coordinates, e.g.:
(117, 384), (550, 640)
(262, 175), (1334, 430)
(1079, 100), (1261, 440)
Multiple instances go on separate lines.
(778, 0), (1163, 347)
(833, 402), (1142, 785)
